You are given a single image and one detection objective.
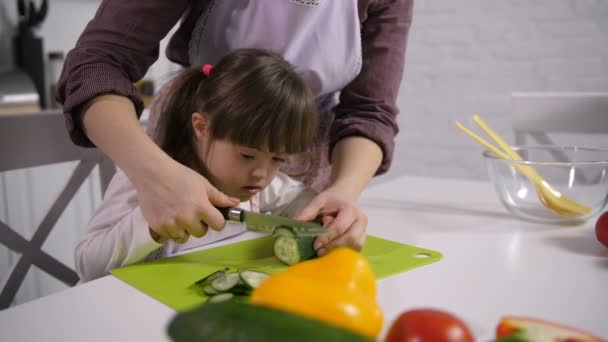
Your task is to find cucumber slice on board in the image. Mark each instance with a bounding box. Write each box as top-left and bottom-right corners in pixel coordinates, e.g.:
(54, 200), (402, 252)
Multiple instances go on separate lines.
(202, 284), (220, 296)
(211, 273), (241, 292)
(273, 235), (316, 265)
(239, 270), (270, 289)
(207, 293), (234, 303)
(168, 300), (373, 342)
(194, 267), (229, 286)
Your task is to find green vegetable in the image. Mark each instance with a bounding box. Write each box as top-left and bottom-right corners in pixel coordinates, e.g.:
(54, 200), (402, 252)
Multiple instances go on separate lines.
(194, 268), (229, 286)
(202, 285), (219, 296)
(211, 272), (240, 292)
(494, 332), (530, 342)
(272, 226), (297, 238)
(239, 270), (270, 288)
(193, 269), (270, 299)
(207, 293), (234, 304)
(273, 234), (316, 265)
(168, 300), (373, 342)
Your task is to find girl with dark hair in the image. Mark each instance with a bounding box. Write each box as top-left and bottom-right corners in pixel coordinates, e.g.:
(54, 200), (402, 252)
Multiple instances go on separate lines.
(75, 49), (324, 281)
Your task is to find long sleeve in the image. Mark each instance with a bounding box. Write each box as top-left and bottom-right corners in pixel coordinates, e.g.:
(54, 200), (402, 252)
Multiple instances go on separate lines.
(57, 0), (191, 147)
(75, 170), (162, 282)
(258, 173), (317, 218)
(330, 0), (414, 175)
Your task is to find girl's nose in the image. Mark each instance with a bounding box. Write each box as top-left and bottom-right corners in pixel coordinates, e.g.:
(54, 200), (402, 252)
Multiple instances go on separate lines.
(250, 165), (269, 180)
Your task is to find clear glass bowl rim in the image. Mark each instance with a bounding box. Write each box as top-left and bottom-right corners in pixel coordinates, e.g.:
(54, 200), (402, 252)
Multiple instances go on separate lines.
(481, 145), (608, 166)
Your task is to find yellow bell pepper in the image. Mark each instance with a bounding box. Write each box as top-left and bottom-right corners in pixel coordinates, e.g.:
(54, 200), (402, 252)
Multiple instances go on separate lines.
(250, 248), (383, 339)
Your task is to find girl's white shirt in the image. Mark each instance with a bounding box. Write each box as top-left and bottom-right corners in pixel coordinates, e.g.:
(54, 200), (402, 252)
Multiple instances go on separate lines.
(75, 169), (316, 282)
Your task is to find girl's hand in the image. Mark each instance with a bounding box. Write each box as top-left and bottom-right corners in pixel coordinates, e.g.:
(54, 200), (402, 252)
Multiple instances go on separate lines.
(137, 160), (240, 243)
(295, 187), (367, 256)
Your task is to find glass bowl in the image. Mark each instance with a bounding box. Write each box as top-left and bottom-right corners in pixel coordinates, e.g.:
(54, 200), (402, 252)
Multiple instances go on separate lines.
(483, 146), (608, 224)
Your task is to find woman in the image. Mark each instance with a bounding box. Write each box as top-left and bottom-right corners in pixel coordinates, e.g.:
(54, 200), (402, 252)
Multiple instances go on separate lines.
(58, 0), (414, 255)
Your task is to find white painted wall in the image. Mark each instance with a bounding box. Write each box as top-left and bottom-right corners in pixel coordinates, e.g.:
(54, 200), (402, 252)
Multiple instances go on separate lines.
(382, 0), (608, 183)
(1, 0), (607, 306)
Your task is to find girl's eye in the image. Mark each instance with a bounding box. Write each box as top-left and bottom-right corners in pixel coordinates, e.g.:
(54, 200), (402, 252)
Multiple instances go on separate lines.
(272, 157), (286, 163)
(240, 153), (255, 160)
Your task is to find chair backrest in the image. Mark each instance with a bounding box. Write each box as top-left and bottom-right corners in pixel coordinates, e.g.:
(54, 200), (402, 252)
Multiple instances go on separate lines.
(0, 110), (115, 309)
(511, 92), (608, 146)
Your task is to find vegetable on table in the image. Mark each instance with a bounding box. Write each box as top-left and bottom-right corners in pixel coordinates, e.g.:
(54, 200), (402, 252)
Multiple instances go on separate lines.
(192, 268), (270, 303)
(385, 308), (475, 342)
(250, 247), (383, 339)
(495, 316), (604, 342)
(168, 300), (373, 342)
(272, 226), (316, 265)
(595, 211), (608, 248)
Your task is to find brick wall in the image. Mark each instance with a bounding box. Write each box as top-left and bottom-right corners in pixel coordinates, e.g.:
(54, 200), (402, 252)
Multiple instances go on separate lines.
(381, 0), (608, 183)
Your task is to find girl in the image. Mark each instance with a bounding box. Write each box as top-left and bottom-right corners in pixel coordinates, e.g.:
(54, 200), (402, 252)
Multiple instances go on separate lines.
(75, 49), (323, 281)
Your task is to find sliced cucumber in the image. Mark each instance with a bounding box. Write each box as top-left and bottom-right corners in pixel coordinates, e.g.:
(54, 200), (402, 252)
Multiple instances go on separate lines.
(211, 272), (241, 292)
(203, 284), (220, 296)
(207, 293), (234, 303)
(272, 226), (297, 238)
(230, 283), (253, 296)
(273, 235), (316, 265)
(194, 267), (229, 286)
(239, 270), (270, 289)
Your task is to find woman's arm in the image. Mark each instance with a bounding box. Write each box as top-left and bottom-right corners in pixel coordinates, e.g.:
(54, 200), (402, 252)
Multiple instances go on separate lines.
(330, 137), (383, 200)
(330, 0), (414, 180)
(58, 0), (192, 146)
(59, 1), (238, 239)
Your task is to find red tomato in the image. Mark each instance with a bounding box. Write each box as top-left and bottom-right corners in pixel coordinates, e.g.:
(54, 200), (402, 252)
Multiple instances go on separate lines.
(385, 308), (475, 342)
(596, 211), (608, 248)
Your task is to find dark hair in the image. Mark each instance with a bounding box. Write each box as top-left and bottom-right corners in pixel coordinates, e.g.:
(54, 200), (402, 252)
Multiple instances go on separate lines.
(155, 49), (318, 168)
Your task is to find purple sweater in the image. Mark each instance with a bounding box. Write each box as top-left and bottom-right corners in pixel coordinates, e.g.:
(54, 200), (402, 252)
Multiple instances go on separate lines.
(57, 0), (413, 174)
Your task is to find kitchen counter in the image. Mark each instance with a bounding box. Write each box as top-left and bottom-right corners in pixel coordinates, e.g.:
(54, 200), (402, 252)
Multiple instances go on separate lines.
(1, 175), (606, 341)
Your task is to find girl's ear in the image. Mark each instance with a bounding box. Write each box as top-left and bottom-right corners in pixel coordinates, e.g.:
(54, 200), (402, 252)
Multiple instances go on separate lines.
(192, 112), (210, 140)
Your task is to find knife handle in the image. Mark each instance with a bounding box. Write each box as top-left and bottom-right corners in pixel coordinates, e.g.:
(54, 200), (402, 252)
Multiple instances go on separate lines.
(216, 207), (244, 222)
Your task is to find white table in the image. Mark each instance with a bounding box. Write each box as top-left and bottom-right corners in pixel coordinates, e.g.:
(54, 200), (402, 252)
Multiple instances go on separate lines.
(1, 176), (606, 341)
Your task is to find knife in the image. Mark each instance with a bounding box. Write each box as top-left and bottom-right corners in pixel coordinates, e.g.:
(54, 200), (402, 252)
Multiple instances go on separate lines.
(217, 207), (326, 236)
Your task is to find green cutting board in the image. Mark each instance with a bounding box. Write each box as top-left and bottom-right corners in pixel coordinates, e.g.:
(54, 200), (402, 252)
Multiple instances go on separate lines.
(111, 235), (441, 311)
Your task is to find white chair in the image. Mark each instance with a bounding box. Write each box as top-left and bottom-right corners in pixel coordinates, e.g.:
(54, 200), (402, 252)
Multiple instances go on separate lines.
(0, 110), (115, 309)
(511, 92), (608, 146)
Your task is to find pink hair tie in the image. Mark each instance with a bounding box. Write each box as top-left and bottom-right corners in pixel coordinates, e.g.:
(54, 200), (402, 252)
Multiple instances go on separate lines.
(202, 64), (214, 77)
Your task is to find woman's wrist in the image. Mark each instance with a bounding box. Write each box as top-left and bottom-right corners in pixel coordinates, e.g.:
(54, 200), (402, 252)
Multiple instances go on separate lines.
(325, 180), (361, 201)
(329, 137), (383, 199)
(81, 94), (176, 189)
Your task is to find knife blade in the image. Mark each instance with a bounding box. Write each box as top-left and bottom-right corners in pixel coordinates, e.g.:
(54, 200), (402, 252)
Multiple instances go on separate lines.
(218, 207), (325, 236)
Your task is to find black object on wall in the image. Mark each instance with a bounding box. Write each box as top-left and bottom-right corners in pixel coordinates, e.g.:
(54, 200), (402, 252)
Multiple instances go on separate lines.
(13, 0), (48, 108)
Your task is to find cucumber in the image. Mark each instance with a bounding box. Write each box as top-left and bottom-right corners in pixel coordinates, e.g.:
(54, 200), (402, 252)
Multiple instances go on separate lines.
(195, 269), (269, 298)
(273, 235), (316, 265)
(194, 268), (229, 286)
(229, 280), (253, 296)
(207, 293), (234, 303)
(272, 226), (297, 238)
(239, 270), (270, 289)
(202, 284), (220, 296)
(168, 300), (373, 342)
(211, 273), (241, 292)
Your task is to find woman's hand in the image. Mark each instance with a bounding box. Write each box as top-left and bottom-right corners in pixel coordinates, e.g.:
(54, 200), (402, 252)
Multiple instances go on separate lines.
(138, 160), (240, 243)
(295, 186), (367, 256)
(80, 95), (240, 244)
